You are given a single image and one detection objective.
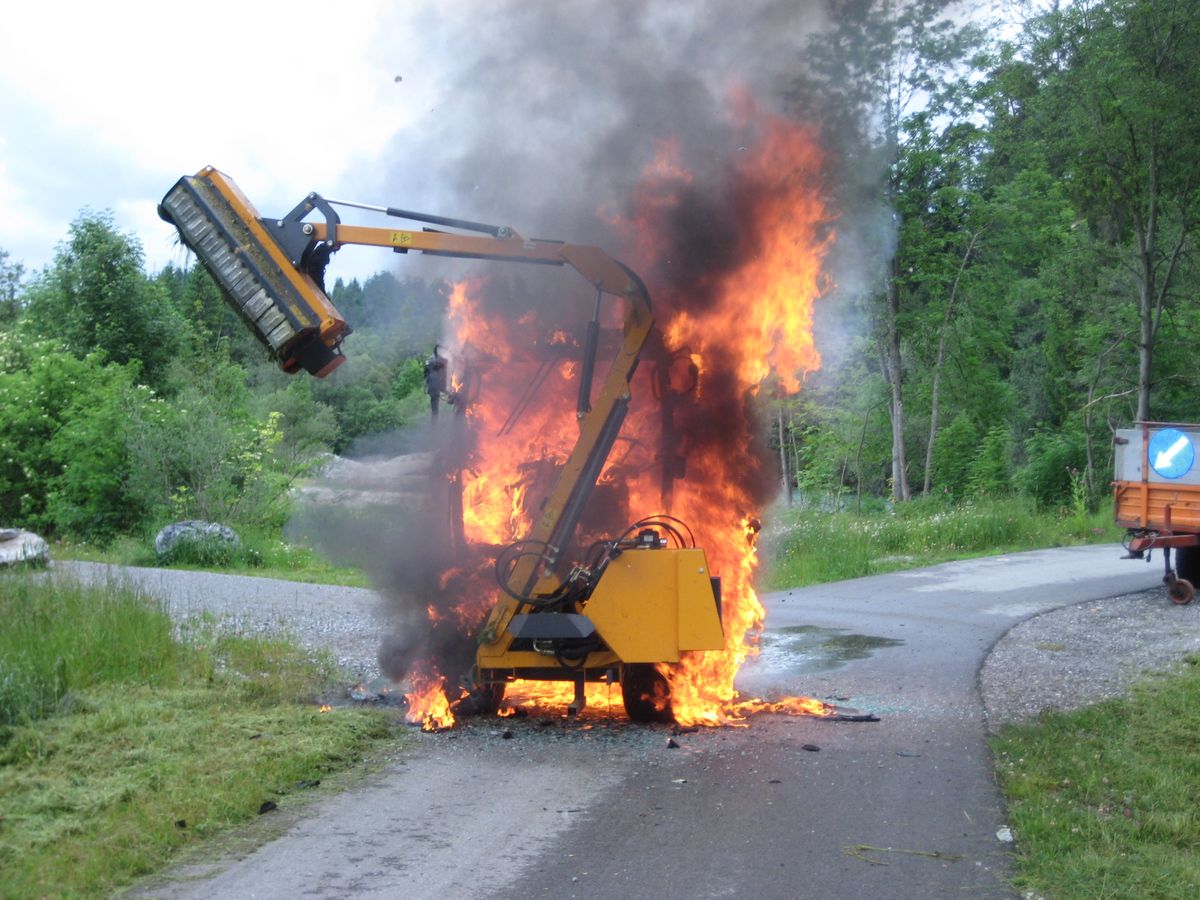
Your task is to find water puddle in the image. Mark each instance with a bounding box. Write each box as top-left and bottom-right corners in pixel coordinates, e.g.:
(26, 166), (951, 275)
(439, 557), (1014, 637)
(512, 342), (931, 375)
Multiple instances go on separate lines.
(755, 625), (904, 675)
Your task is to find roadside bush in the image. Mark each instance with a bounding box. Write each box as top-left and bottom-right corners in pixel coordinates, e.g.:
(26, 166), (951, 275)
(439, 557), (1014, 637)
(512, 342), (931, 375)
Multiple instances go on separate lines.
(967, 425), (1014, 496)
(929, 413), (978, 497)
(127, 359), (296, 530)
(1015, 428), (1087, 508)
(0, 336), (152, 540)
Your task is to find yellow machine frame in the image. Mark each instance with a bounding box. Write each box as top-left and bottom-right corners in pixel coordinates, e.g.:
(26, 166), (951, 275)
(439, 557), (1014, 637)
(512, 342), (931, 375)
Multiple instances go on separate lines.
(160, 167), (724, 717)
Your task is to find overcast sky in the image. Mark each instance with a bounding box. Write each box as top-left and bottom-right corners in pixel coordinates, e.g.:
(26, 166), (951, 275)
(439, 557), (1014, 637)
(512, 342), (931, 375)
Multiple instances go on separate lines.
(0, 1), (441, 282)
(6, 1), (961, 289)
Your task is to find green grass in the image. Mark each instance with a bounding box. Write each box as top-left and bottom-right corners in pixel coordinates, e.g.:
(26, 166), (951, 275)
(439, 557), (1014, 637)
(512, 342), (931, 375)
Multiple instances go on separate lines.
(0, 573), (394, 897)
(759, 496), (1120, 590)
(1, 575), (185, 725)
(54, 529), (369, 588)
(992, 657), (1200, 899)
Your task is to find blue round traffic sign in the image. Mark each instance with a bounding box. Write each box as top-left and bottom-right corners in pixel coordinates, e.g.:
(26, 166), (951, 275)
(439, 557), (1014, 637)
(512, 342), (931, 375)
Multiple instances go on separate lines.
(1149, 428), (1195, 479)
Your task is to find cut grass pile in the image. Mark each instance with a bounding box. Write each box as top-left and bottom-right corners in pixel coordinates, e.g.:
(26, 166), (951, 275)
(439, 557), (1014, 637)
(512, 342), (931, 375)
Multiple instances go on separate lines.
(0, 573), (392, 897)
(992, 656), (1200, 899)
(760, 496), (1120, 590)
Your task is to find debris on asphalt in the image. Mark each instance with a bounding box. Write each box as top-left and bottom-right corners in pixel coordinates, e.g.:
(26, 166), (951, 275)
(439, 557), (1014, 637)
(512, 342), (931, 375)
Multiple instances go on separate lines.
(667, 738), (680, 749)
(802, 743), (820, 752)
(843, 844), (964, 865)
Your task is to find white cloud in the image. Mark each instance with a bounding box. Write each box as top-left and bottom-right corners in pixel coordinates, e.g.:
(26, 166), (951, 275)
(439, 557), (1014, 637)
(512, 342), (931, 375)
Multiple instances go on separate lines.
(0, 1), (434, 280)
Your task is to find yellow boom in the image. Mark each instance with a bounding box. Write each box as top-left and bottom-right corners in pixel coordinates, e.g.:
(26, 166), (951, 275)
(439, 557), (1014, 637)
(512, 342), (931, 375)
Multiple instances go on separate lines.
(160, 166), (723, 720)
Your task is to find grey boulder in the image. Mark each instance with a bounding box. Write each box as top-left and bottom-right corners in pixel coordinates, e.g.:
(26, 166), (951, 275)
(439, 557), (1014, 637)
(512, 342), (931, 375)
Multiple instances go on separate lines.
(0, 528), (50, 567)
(154, 520), (241, 558)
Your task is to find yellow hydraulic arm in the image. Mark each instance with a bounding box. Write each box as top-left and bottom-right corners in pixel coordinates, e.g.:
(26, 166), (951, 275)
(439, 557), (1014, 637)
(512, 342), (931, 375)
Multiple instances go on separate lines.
(160, 166), (655, 653)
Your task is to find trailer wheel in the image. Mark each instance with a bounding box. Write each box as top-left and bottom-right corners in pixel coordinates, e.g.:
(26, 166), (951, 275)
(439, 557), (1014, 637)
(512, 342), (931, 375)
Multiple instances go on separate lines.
(620, 664), (674, 723)
(1168, 577), (1195, 605)
(1176, 546), (1200, 585)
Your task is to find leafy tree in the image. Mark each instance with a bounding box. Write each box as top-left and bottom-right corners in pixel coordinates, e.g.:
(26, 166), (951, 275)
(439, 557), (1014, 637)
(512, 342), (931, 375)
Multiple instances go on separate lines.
(790, 0), (983, 501)
(1003, 0), (1200, 421)
(22, 211), (183, 390)
(0, 246), (23, 324)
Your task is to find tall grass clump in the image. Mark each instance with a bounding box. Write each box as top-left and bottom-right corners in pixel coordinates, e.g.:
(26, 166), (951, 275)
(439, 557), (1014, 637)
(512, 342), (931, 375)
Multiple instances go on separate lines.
(0, 574), (182, 726)
(762, 495), (1118, 590)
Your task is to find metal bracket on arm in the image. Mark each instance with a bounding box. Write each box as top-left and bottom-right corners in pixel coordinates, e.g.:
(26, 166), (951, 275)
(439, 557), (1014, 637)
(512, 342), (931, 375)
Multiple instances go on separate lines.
(259, 192), (342, 289)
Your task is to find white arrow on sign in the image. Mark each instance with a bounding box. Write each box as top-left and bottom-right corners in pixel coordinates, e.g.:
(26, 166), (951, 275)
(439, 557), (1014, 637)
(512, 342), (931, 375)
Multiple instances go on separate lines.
(1155, 435), (1191, 470)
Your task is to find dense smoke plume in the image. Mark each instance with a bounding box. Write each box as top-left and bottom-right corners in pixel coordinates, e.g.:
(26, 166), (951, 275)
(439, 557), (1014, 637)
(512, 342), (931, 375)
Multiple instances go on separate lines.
(295, 1), (893, 694)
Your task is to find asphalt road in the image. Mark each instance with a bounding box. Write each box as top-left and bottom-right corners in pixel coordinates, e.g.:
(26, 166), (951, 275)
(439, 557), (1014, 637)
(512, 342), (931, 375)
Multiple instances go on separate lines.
(125, 545), (1157, 900)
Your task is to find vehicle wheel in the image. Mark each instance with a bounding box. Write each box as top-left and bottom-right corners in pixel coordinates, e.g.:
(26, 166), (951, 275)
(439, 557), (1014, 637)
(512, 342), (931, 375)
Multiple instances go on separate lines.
(1175, 546), (1200, 585)
(620, 663), (674, 723)
(1168, 577), (1195, 605)
(454, 678), (506, 716)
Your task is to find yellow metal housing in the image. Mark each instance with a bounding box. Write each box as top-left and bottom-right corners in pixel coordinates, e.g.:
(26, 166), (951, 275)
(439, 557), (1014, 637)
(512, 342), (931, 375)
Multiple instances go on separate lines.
(583, 548), (724, 663)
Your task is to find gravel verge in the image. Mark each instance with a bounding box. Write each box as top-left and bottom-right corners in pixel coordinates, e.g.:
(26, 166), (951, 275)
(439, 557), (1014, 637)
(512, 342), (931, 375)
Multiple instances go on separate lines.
(980, 585), (1200, 730)
(57, 561), (388, 683)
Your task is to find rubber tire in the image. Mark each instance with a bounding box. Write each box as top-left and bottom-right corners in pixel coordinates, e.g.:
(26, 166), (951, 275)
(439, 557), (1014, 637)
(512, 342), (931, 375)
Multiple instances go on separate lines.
(1168, 578), (1195, 605)
(620, 663), (674, 723)
(1176, 546), (1200, 585)
(455, 680), (506, 716)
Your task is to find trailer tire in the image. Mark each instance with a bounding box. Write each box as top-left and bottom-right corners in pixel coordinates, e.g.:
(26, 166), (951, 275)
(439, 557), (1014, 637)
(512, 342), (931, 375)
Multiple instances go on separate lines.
(1168, 578), (1195, 605)
(1176, 546), (1200, 585)
(621, 664), (674, 723)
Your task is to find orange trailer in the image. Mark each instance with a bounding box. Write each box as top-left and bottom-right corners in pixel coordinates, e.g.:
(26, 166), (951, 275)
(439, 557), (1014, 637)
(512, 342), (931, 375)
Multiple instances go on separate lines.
(1114, 423), (1200, 603)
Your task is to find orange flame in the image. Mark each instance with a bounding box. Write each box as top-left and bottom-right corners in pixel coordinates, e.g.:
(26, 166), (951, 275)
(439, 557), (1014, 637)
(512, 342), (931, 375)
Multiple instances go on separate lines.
(405, 672), (456, 732)
(732, 695), (834, 717)
(613, 97), (831, 726)
(503, 680), (623, 715)
(405, 93), (833, 728)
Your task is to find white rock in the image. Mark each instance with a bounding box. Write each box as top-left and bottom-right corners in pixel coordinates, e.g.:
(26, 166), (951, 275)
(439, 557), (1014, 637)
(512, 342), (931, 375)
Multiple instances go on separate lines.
(0, 528), (50, 566)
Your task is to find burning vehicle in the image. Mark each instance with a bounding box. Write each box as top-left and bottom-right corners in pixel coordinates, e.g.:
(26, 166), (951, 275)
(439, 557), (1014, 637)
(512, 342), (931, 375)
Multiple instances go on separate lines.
(161, 112), (830, 728)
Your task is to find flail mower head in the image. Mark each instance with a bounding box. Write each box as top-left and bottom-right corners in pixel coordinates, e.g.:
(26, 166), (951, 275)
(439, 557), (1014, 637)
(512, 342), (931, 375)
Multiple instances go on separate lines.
(159, 167), (350, 377)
